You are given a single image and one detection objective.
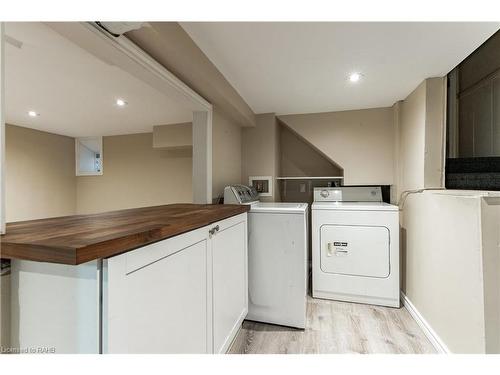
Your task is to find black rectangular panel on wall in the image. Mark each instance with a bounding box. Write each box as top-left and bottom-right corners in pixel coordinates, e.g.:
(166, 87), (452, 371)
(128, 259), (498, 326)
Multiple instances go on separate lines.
(446, 157), (500, 190)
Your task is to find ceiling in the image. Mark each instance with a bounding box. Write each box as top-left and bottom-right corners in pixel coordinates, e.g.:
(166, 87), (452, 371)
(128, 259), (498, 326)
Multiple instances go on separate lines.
(5, 22), (193, 137)
(181, 22), (500, 115)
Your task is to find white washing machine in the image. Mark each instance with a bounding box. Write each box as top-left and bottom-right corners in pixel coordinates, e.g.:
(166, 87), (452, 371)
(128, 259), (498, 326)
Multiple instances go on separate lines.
(312, 187), (400, 308)
(224, 185), (308, 328)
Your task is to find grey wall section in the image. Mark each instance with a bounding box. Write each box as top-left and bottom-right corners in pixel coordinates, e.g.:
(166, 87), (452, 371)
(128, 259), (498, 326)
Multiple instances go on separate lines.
(126, 23), (256, 128)
(5, 124), (77, 222)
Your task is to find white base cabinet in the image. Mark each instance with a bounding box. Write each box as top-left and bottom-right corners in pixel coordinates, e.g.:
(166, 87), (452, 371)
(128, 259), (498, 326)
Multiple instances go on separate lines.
(212, 217), (248, 353)
(103, 212), (248, 354)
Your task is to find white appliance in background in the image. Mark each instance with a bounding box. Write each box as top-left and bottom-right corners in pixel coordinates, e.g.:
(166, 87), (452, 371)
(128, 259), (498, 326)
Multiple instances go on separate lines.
(312, 186), (400, 308)
(224, 185), (309, 328)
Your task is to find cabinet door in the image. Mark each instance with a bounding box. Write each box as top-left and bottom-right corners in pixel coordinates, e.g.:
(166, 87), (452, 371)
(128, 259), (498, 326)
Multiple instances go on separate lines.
(212, 214), (248, 353)
(104, 227), (210, 354)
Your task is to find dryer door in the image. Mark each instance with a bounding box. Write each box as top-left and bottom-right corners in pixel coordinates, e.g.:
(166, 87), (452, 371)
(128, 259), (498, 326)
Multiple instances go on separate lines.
(320, 225), (390, 278)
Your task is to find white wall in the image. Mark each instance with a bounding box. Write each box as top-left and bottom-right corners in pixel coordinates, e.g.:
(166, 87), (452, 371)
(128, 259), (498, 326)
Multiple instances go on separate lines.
(402, 191), (490, 353)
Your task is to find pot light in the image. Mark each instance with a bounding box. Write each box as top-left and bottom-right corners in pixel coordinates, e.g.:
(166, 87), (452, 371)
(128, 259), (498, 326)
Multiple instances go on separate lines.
(349, 72), (362, 83)
(116, 99), (127, 107)
(28, 111), (39, 117)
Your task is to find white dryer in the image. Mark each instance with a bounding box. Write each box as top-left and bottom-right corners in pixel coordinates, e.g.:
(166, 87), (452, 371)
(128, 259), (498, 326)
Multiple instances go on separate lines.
(312, 187), (400, 308)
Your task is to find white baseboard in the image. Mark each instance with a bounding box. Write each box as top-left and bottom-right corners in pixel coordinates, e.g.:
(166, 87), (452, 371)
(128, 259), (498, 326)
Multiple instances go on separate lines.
(400, 292), (451, 354)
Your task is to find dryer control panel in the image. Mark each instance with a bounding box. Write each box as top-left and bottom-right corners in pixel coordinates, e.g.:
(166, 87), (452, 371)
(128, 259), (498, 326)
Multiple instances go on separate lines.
(314, 186), (383, 202)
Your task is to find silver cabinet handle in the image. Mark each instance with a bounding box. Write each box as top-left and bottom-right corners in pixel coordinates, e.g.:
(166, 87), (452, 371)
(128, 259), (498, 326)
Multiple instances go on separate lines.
(209, 225), (220, 237)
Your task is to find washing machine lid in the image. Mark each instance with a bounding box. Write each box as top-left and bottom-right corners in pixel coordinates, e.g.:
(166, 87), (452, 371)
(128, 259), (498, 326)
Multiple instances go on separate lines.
(250, 202), (308, 213)
(312, 201), (398, 211)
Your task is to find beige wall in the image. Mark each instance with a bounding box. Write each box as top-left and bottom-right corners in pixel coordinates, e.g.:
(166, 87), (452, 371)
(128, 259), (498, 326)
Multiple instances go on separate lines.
(241, 113), (280, 202)
(5, 124), (76, 222)
(279, 107), (395, 185)
(5, 116), (241, 216)
(212, 109), (242, 200)
(76, 132), (192, 214)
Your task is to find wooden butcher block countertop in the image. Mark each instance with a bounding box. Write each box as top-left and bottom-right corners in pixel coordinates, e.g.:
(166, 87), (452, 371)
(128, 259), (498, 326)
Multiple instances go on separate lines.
(0, 204), (249, 265)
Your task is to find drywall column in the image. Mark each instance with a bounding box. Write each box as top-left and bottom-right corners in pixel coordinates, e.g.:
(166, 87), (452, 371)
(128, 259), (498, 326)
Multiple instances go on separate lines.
(193, 110), (212, 203)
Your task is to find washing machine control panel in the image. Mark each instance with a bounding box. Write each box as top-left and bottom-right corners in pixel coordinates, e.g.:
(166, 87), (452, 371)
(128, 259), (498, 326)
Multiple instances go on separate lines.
(223, 184), (260, 204)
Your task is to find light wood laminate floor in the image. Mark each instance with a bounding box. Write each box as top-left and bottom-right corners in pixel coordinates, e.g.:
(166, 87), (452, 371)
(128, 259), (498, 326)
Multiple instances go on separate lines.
(229, 296), (436, 354)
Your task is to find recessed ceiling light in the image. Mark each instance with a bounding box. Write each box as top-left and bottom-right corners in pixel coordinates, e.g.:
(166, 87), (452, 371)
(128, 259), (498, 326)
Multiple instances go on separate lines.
(116, 99), (127, 107)
(28, 111), (39, 117)
(349, 72), (362, 83)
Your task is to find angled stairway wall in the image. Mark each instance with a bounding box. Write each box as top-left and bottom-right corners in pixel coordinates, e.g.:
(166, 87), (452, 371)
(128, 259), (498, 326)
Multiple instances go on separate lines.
(279, 120), (343, 178)
(278, 107), (396, 186)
